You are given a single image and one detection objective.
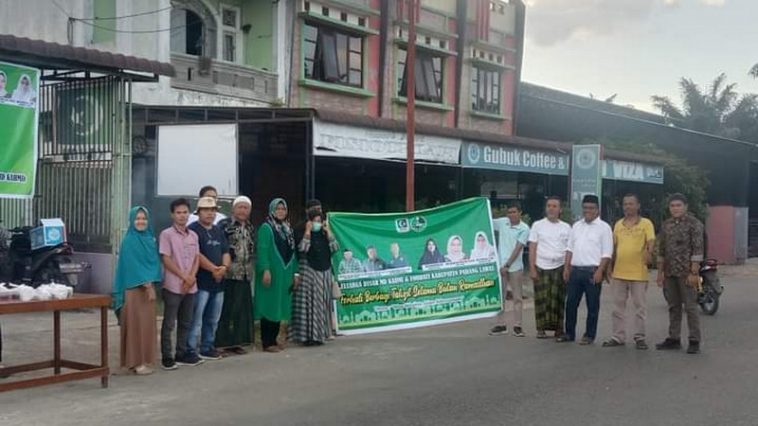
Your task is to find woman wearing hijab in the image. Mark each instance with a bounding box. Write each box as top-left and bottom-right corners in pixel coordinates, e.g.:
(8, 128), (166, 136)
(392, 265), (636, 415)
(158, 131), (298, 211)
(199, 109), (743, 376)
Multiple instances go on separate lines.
(418, 238), (445, 269)
(255, 198), (299, 353)
(290, 210), (339, 346)
(11, 74), (36, 104)
(445, 235), (468, 263)
(112, 206), (162, 375)
(470, 231), (496, 260)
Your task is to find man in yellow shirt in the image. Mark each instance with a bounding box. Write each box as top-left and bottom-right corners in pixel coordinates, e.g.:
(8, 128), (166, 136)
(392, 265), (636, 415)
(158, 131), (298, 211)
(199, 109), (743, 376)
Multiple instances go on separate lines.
(603, 194), (656, 350)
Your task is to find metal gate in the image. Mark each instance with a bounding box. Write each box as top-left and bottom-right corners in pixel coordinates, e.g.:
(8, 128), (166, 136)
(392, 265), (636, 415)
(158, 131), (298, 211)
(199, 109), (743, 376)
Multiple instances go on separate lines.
(0, 75), (132, 254)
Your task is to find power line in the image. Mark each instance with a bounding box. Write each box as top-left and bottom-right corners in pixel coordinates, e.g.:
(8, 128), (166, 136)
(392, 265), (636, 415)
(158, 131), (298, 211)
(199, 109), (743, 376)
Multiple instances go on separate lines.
(49, 0), (71, 18)
(78, 5), (173, 21)
(75, 19), (189, 34)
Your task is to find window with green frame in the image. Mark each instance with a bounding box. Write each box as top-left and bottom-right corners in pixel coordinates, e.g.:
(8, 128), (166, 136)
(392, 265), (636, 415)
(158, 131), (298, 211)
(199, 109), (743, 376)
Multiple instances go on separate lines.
(397, 48), (444, 104)
(471, 66), (501, 114)
(303, 23), (364, 88)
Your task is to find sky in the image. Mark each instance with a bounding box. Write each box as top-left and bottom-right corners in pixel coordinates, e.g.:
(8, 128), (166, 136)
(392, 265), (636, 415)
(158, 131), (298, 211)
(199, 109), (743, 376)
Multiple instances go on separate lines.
(521, 0), (758, 112)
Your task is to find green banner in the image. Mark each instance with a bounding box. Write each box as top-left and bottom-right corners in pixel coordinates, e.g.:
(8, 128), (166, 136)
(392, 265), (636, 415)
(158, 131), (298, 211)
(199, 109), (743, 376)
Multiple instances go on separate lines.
(329, 198), (503, 334)
(0, 61), (40, 199)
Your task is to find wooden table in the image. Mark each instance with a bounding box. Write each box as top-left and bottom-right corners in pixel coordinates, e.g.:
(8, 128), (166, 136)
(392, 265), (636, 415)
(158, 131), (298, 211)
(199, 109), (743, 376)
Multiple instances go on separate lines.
(0, 294), (111, 392)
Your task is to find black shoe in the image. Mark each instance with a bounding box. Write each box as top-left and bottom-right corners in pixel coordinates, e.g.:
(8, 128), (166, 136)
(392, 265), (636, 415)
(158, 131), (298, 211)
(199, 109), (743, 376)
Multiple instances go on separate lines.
(176, 353), (205, 366)
(199, 349), (223, 360)
(513, 327), (525, 337)
(579, 336), (594, 346)
(489, 325), (508, 336)
(687, 340), (700, 354)
(635, 340), (649, 350)
(161, 357), (177, 371)
(655, 338), (682, 350)
(556, 335), (574, 343)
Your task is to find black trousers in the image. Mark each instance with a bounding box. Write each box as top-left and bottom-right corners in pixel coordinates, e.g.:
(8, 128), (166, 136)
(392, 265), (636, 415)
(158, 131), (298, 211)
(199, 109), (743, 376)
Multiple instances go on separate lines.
(260, 317), (281, 349)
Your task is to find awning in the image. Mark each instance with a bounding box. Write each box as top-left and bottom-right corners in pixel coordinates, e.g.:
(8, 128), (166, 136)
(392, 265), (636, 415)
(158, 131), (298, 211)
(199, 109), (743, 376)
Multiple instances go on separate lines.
(0, 35), (174, 80)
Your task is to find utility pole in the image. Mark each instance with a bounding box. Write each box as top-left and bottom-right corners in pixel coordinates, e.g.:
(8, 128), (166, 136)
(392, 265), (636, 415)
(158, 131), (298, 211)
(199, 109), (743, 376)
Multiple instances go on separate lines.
(405, 0), (418, 212)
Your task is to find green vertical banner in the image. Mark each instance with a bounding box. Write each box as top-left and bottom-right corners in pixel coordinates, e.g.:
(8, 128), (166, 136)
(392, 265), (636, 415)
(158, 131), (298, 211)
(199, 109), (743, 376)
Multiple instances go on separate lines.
(329, 198), (503, 335)
(570, 144), (603, 220)
(0, 61), (40, 199)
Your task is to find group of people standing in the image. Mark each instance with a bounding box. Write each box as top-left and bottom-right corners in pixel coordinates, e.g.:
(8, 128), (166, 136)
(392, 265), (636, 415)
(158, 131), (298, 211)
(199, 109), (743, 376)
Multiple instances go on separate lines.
(489, 193), (705, 355)
(111, 186), (339, 375)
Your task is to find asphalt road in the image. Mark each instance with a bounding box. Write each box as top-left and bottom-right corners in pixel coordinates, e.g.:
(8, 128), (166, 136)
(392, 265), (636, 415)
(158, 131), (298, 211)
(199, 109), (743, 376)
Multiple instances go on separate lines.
(1, 269), (756, 426)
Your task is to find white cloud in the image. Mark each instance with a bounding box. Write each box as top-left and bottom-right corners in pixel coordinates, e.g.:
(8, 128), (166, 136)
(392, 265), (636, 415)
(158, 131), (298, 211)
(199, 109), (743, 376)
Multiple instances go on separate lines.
(524, 0), (664, 46)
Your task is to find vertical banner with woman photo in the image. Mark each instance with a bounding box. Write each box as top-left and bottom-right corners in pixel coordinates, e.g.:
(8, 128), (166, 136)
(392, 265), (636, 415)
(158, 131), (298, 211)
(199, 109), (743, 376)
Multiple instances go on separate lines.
(328, 198), (503, 334)
(0, 61), (40, 199)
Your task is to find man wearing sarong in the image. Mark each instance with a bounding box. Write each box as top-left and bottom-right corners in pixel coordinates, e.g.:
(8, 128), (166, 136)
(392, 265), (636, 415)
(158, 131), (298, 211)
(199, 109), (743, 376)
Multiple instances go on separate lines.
(528, 197), (571, 339)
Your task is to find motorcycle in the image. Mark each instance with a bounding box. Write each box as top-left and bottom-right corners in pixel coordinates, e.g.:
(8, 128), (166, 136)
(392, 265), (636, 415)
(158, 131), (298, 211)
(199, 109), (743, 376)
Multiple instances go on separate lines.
(6, 226), (89, 288)
(698, 258), (723, 315)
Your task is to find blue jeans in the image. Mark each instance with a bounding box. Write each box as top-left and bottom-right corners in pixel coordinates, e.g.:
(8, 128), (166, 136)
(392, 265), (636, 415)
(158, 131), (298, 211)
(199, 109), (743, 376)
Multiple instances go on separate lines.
(187, 289), (224, 355)
(565, 267), (602, 341)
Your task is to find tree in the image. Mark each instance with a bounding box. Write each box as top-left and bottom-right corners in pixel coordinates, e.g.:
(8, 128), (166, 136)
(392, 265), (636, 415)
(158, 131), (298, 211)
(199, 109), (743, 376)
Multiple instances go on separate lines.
(584, 138), (710, 224)
(750, 63), (758, 79)
(651, 73), (758, 142)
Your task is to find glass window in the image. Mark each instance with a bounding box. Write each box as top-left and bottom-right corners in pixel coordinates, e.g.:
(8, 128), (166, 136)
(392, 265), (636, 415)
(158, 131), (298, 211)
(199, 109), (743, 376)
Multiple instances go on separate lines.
(472, 66), (501, 114)
(303, 23), (364, 87)
(398, 48), (444, 103)
(223, 32), (236, 62)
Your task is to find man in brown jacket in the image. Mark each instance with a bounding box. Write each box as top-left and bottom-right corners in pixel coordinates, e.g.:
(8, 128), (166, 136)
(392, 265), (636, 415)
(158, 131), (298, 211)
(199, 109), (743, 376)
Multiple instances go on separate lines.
(655, 193), (704, 354)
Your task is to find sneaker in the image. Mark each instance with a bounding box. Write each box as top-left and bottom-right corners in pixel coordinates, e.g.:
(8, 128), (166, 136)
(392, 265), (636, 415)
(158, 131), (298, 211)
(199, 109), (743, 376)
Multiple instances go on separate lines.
(176, 353), (205, 366)
(579, 336), (594, 345)
(635, 340), (649, 350)
(556, 335), (574, 343)
(536, 330), (548, 339)
(513, 327), (525, 337)
(656, 338), (682, 351)
(602, 338), (624, 348)
(200, 349), (223, 361)
(161, 358), (177, 371)
(135, 365), (154, 376)
(489, 325), (509, 336)
(687, 340), (700, 354)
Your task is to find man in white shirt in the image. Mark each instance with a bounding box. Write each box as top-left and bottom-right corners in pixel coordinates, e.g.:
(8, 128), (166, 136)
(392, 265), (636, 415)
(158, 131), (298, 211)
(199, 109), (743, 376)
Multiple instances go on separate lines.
(559, 195), (613, 345)
(489, 202), (530, 337)
(528, 197), (572, 339)
(188, 185), (228, 225)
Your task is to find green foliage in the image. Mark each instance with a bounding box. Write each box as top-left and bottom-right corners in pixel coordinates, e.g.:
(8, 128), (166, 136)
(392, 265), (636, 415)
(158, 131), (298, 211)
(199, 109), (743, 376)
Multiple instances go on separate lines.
(584, 137), (710, 223)
(651, 73), (758, 143)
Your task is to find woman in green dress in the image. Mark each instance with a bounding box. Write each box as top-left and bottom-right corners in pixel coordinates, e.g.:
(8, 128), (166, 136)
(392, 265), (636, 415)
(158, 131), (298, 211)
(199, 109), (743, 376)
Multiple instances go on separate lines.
(255, 198), (299, 353)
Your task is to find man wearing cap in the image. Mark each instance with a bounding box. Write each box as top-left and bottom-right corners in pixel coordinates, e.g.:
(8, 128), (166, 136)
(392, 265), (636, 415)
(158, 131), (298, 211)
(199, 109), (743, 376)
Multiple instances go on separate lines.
(338, 249), (363, 275)
(216, 196), (255, 355)
(188, 185), (228, 225)
(560, 194), (613, 345)
(187, 197), (231, 361)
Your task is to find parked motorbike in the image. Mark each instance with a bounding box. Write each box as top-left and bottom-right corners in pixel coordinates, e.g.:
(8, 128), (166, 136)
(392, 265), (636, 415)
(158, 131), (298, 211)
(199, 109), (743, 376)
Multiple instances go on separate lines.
(6, 226), (89, 288)
(698, 258), (723, 315)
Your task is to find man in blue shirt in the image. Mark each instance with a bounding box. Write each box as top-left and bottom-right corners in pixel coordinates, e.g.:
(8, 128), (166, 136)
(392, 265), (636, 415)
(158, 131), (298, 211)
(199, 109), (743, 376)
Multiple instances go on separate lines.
(187, 197), (231, 361)
(489, 202), (530, 337)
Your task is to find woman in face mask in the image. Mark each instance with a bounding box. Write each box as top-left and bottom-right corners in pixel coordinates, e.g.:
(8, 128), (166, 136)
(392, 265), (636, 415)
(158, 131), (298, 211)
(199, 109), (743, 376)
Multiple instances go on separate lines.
(289, 211), (339, 346)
